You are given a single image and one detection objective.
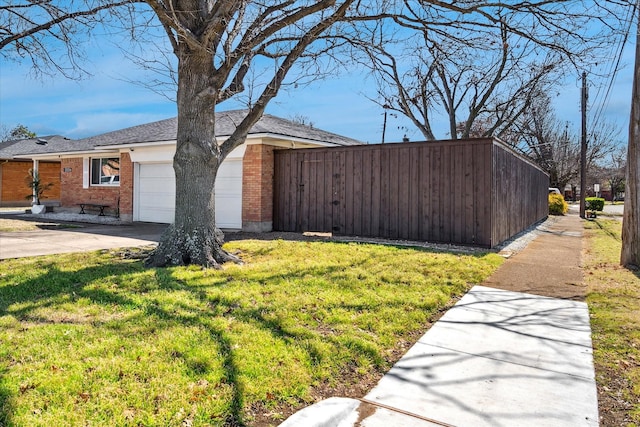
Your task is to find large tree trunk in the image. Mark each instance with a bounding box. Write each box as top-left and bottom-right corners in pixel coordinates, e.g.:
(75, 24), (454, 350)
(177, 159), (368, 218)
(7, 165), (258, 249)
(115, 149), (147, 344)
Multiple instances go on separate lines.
(147, 46), (240, 268)
(621, 16), (640, 268)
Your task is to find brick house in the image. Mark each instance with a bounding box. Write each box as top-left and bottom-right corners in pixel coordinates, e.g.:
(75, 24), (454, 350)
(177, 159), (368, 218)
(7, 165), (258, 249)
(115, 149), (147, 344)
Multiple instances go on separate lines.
(0, 136), (67, 206)
(18, 110), (361, 231)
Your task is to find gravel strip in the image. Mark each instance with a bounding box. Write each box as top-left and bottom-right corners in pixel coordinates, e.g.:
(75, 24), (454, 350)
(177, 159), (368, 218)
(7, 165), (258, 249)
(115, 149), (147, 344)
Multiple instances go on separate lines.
(493, 216), (560, 257)
(16, 212), (122, 225)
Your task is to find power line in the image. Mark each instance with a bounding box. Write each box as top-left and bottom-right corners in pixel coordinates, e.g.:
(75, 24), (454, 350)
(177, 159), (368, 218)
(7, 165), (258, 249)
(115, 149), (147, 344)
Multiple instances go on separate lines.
(590, 1), (637, 130)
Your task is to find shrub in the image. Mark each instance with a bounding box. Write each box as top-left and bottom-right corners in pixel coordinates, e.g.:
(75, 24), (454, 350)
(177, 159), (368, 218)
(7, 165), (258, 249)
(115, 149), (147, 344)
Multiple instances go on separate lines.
(549, 193), (568, 215)
(586, 197), (605, 211)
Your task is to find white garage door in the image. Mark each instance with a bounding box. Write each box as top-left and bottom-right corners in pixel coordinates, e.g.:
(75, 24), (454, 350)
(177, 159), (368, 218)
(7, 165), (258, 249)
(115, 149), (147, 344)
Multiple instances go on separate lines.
(136, 160), (242, 228)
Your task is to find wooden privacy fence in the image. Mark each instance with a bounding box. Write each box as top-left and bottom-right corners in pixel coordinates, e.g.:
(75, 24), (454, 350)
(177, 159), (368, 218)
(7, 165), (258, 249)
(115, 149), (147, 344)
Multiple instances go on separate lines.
(273, 138), (549, 248)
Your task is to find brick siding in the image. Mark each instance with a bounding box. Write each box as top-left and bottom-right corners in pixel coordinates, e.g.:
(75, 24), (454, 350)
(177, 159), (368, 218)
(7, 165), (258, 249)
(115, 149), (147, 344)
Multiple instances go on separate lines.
(242, 144), (275, 231)
(0, 161), (61, 206)
(60, 153), (134, 220)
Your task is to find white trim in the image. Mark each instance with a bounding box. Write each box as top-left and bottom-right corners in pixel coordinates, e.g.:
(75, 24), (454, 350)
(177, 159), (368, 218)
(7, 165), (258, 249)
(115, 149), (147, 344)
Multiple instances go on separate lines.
(133, 163), (140, 221)
(246, 133), (346, 147)
(31, 159), (39, 203)
(253, 139), (336, 149)
(129, 145), (175, 163)
(14, 149), (117, 160)
(82, 158), (89, 189)
(100, 140), (176, 150)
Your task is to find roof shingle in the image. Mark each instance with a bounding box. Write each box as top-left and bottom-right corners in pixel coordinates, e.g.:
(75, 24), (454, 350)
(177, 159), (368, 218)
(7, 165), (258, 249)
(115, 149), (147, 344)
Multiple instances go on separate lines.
(8, 110), (362, 157)
(0, 135), (74, 158)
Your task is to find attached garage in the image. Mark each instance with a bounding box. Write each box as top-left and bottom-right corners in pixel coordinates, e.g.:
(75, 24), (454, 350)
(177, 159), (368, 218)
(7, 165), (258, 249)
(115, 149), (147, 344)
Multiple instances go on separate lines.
(133, 146), (244, 229)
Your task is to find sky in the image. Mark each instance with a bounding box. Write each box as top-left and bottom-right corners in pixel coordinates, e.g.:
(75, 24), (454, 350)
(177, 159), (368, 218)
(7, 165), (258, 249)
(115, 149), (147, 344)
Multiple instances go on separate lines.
(0, 16), (635, 146)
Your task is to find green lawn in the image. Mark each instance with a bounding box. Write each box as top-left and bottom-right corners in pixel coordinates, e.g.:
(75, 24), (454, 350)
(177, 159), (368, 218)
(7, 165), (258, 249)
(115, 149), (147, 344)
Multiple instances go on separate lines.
(584, 219), (640, 425)
(0, 239), (502, 426)
(0, 219), (81, 232)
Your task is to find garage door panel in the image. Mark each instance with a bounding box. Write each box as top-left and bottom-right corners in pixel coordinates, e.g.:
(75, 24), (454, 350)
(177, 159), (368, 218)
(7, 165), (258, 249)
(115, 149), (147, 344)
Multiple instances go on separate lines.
(139, 205), (175, 223)
(139, 177), (174, 192)
(140, 163), (172, 173)
(214, 159), (242, 228)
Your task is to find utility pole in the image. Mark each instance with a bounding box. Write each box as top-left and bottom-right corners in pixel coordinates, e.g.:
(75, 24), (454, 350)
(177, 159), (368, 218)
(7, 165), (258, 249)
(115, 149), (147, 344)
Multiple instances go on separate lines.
(580, 71), (588, 219)
(382, 109), (387, 144)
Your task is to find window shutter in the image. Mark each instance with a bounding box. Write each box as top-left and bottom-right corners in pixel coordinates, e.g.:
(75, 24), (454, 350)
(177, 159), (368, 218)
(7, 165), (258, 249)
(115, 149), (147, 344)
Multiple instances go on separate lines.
(83, 158), (89, 189)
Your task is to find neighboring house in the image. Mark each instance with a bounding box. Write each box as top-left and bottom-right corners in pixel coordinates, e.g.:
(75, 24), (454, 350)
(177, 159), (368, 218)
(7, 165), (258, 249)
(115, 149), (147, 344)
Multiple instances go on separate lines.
(17, 110), (362, 230)
(0, 136), (67, 206)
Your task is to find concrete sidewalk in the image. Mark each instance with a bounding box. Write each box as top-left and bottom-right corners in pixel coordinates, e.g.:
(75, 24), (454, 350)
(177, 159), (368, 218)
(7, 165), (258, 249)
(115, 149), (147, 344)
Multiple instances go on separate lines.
(486, 213), (585, 300)
(281, 214), (596, 426)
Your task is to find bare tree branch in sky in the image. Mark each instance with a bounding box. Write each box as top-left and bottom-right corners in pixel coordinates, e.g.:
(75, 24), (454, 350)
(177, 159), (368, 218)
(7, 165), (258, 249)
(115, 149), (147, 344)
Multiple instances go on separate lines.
(511, 94), (618, 192)
(349, 0), (632, 141)
(0, 0), (143, 78)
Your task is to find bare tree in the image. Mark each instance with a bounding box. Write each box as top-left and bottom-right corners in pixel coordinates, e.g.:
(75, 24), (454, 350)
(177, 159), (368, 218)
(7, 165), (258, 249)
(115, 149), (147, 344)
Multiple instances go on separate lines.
(622, 5), (640, 268)
(0, 124), (36, 141)
(2, 0), (361, 267)
(604, 149), (627, 202)
(143, 1), (362, 267)
(512, 94), (618, 191)
(356, 19), (559, 140)
(587, 147), (626, 201)
(288, 114), (315, 128)
(350, 1), (628, 141)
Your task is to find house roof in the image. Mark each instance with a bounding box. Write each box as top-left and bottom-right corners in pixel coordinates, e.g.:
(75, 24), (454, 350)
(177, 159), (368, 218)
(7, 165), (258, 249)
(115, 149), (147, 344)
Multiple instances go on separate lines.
(13, 110), (362, 158)
(0, 135), (74, 159)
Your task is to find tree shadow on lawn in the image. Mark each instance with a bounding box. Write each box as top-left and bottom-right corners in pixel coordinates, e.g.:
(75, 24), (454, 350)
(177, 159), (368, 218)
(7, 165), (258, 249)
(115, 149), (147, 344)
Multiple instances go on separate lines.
(0, 261), (260, 425)
(0, 251), (466, 426)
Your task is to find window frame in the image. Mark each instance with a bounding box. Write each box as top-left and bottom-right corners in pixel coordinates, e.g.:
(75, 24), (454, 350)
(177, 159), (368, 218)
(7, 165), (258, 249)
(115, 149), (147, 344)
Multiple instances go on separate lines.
(90, 157), (121, 187)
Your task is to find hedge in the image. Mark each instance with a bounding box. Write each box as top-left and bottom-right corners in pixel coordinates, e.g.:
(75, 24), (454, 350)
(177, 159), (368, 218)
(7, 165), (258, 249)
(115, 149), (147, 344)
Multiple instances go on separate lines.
(586, 197), (605, 211)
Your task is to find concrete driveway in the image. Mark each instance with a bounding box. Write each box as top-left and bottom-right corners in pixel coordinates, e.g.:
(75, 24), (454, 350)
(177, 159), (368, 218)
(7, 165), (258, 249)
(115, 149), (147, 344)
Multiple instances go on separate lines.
(0, 222), (167, 259)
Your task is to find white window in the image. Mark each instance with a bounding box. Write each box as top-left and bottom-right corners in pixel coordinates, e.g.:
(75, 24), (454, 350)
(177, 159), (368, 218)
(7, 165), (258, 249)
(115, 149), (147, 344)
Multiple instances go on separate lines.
(91, 157), (120, 186)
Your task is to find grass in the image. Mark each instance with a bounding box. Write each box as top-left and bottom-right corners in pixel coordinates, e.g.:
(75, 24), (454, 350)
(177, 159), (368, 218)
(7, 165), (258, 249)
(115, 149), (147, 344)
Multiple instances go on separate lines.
(584, 219), (640, 425)
(0, 218), (81, 232)
(0, 239), (502, 426)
